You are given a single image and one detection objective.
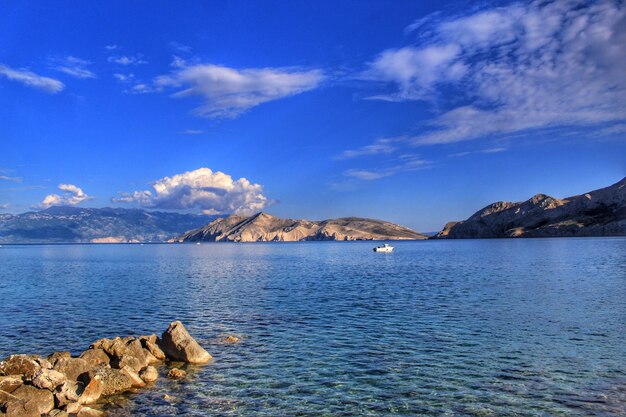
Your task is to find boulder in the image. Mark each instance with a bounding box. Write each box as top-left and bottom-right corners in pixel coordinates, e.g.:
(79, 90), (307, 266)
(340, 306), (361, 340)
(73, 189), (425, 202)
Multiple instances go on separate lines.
(78, 350), (109, 368)
(77, 375), (103, 405)
(54, 381), (81, 407)
(53, 358), (90, 382)
(84, 368), (131, 396)
(31, 368), (66, 391)
(77, 407), (106, 417)
(166, 368), (186, 380)
(0, 389), (20, 409)
(119, 366), (144, 388)
(0, 376), (22, 393)
(138, 366), (158, 383)
(11, 385), (54, 415)
(140, 339), (165, 361)
(159, 321), (212, 364)
(46, 353), (71, 367)
(48, 409), (69, 417)
(3, 400), (40, 417)
(0, 355), (41, 379)
(65, 402), (82, 414)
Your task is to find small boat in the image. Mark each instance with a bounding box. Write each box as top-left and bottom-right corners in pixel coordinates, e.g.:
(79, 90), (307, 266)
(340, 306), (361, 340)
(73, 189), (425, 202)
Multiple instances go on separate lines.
(373, 243), (394, 252)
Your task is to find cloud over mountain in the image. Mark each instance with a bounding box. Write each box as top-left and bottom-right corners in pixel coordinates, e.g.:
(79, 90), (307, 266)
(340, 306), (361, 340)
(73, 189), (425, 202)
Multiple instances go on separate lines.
(35, 184), (93, 208)
(112, 167), (269, 215)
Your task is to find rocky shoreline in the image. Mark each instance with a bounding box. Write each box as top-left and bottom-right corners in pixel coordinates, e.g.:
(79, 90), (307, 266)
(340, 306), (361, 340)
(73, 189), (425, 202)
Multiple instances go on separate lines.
(0, 321), (213, 417)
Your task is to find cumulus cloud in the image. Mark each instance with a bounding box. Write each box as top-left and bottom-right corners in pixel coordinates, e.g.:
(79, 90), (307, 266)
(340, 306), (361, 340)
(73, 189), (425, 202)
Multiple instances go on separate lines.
(361, 0), (626, 145)
(154, 64), (325, 118)
(51, 56), (96, 79)
(35, 184), (93, 209)
(0, 64), (64, 93)
(112, 167), (269, 215)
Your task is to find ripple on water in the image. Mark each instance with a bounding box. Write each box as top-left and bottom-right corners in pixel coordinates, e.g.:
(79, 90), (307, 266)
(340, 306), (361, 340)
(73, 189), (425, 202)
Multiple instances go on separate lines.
(0, 239), (624, 416)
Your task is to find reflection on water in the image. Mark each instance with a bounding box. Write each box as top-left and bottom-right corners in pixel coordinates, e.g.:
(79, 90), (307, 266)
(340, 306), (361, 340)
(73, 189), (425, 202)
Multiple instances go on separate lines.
(0, 238), (625, 416)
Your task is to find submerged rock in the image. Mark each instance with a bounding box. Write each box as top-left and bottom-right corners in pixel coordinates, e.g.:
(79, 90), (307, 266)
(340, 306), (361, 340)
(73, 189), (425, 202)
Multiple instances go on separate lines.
(138, 366), (158, 383)
(159, 321), (212, 364)
(166, 368), (186, 380)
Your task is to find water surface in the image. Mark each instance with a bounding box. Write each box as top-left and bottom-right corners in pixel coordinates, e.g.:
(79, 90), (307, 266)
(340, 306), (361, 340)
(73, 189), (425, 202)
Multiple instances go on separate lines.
(1, 239), (625, 416)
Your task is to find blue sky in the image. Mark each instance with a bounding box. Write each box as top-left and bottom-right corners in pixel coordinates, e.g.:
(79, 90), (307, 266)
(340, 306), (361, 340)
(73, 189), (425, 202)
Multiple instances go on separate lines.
(1, 0), (625, 231)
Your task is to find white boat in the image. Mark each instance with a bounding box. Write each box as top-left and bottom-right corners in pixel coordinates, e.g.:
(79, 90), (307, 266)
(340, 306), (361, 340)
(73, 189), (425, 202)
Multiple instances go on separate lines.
(373, 243), (394, 252)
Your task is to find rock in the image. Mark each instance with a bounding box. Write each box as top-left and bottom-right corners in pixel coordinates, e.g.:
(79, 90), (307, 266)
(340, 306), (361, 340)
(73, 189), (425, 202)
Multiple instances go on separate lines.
(84, 368), (131, 396)
(77, 407), (106, 417)
(166, 368), (186, 380)
(0, 355), (41, 379)
(0, 389), (20, 409)
(11, 384), (54, 415)
(53, 358), (90, 382)
(77, 375), (103, 405)
(65, 402), (82, 414)
(48, 409), (69, 417)
(46, 353), (71, 367)
(159, 321), (212, 364)
(78, 350), (110, 368)
(0, 376), (23, 393)
(223, 335), (240, 343)
(119, 366), (144, 388)
(54, 381), (81, 407)
(31, 368), (66, 390)
(96, 338), (147, 372)
(141, 339), (165, 361)
(138, 366), (158, 383)
(3, 400), (40, 417)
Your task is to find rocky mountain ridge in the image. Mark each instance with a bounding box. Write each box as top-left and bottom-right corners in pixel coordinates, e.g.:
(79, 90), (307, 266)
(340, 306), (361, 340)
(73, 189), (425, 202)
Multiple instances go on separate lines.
(173, 212), (427, 242)
(434, 176), (626, 238)
(0, 206), (215, 243)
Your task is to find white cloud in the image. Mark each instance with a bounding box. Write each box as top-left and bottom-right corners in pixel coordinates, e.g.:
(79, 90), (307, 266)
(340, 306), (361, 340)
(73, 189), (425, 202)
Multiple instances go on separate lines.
(104, 45), (118, 50)
(0, 64), (64, 93)
(0, 175), (22, 182)
(0, 203), (9, 210)
(335, 138), (397, 159)
(344, 156), (430, 180)
(35, 184), (93, 209)
(362, 0), (626, 145)
(154, 64), (325, 118)
(51, 56), (96, 79)
(112, 167), (269, 215)
(449, 147), (507, 158)
(113, 73), (135, 83)
(108, 55), (147, 66)
(180, 129), (205, 135)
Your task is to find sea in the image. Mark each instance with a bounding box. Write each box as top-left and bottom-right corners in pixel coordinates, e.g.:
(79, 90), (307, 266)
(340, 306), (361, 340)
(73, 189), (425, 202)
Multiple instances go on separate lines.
(0, 238), (625, 416)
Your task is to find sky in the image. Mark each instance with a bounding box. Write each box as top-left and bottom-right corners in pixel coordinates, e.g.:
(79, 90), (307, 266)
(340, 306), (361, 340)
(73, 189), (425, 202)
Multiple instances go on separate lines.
(1, 0), (625, 232)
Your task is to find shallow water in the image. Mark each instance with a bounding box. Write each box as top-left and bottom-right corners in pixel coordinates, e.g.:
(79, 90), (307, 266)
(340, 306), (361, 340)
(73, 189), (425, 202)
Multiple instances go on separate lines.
(1, 238), (625, 416)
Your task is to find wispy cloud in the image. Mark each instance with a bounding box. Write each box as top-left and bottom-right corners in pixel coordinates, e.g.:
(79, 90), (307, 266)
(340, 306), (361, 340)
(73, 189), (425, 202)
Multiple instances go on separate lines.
(180, 129), (206, 135)
(34, 184), (93, 209)
(592, 123), (626, 138)
(0, 203), (9, 210)
(335, 138), (397, 159)
(361, 0), (626, 145)
(112, 167), (269, 215)
(108, 54), (147, 66)
(104, 45), (118, 51)
(344, 155), (430, 180)
(0, 64), (64, 93)
(113, 73), (135, 83)
(0, 175), (22, 182)
(448, 147), (507, 158)
(153, 64), (325, 118)
(50, 56), (96, 79)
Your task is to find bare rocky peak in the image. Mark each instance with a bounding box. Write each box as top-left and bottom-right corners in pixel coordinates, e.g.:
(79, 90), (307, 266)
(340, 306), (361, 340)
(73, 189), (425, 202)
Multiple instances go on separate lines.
(435, 176), (626, 239)
(174, 213), (427, 242)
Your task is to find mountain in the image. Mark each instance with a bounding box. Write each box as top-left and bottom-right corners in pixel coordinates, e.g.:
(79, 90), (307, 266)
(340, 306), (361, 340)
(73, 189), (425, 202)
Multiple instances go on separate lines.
(173, 212), (427, 242)
(0, 206), (216, 243)
(434, 177), (626, 239)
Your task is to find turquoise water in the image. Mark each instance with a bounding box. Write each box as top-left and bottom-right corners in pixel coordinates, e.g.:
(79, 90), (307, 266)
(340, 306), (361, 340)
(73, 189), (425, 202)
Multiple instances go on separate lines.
(0, 239), (625, 416)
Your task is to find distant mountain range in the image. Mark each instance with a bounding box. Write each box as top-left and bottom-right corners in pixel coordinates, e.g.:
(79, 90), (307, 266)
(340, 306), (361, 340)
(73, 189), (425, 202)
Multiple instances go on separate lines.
(173, 212), (428, 242)
(434, 176), (626, 238)
(0, 206), (215, 243)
